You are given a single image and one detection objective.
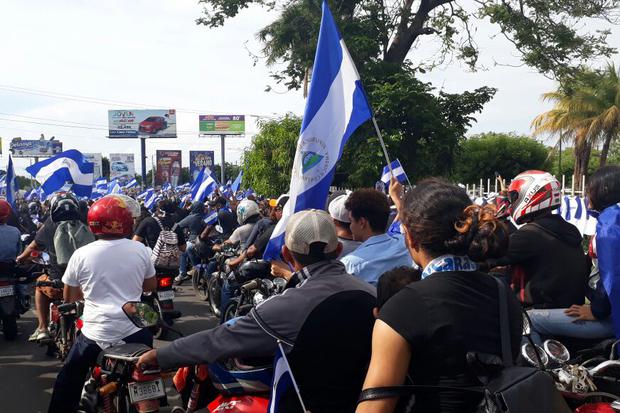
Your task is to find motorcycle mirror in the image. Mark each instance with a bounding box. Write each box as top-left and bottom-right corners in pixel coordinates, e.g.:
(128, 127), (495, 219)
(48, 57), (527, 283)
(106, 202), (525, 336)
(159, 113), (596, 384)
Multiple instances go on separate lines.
(31, 251), (51, 265)
(521, 343), (549, 368)
(262, 279), (274, 290)
(543, 339), (571, 364)
(122, 301), (159, 328)
(273, 277), (287, 291)
(215, 225), (224, 234)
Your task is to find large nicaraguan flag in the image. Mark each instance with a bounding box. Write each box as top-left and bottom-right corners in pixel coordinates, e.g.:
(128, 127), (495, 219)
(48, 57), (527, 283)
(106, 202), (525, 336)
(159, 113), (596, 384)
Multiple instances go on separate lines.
(192, 167), (217, 203)
(263, 0), (372, 260)
(26, 149), (94, 198)
(5, 155), (19, 207)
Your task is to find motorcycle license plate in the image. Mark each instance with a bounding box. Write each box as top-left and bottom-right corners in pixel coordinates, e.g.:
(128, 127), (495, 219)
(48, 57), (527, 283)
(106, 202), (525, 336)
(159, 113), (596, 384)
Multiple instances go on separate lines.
(158, 290), (174, 301)
(128, 378), (165, 403)
(0, 286), (14, 298)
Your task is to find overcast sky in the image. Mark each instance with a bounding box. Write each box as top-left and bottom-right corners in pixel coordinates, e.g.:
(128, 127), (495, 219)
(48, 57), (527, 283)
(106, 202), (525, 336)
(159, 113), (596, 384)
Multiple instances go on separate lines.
(1, 0), (618, 175)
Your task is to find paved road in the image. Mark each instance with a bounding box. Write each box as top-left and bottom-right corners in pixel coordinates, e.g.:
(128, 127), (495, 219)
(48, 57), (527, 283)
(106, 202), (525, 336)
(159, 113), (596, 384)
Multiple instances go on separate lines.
(0, 285), (217, 413)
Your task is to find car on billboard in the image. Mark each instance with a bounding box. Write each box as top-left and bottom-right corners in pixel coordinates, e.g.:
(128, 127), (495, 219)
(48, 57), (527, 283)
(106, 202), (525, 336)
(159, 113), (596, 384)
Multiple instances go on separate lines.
(139, 116), (168, 134)
(111, 161), (129, 173)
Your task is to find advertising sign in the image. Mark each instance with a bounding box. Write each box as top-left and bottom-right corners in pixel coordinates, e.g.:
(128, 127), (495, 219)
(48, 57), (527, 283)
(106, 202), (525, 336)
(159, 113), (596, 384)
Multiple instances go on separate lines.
(108, 109), (177, 138)
(156, 150), (182, 187)
(84, 153), (103, 178)
(189, 151), (215, 182)
(9, 138), (63, 158)
(199, 115), (245, 135)
(109, 153), (135, 180)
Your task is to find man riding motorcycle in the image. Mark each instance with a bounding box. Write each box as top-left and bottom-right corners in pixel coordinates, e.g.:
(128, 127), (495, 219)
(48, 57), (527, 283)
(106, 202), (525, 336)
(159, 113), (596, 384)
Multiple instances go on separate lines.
(137, 209), (377, 412)
(48, 195), (157, 413)
(488, 170), (589, 308)
(17, 192), (95, 342)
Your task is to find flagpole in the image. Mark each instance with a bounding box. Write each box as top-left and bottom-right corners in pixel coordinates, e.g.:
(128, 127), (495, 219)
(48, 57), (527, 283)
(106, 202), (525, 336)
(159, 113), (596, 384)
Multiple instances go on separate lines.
(372, 116), (413, 188)
(277, 341), (309, 413)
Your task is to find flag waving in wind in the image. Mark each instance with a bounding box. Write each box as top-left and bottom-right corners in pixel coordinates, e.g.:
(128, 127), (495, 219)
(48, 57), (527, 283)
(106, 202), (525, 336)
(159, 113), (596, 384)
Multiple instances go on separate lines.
(5, 155), (19, 207)
(26, 149), (94, 198)
(380, 159), (409, 185)
(263, 0), (372, 260)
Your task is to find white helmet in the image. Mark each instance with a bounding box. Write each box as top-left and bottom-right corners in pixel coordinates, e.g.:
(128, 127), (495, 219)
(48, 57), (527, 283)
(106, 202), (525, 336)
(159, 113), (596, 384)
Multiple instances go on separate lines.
(508, 170), (561, 224)
(236, 199), (260, 225)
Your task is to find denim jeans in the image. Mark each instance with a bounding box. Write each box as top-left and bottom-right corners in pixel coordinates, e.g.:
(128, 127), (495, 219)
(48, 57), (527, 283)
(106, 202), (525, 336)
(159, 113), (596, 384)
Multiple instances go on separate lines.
(527, 308), (614, 346)
(179, 242), (199, 275)
(48, 328), (153, 413)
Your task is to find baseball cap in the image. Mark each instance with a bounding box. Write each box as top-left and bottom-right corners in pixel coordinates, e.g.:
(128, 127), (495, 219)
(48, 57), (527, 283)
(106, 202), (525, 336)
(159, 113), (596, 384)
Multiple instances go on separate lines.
(269, 194), (290, 209)
(328, 193), (350, 223)
(285, 209), (339, 255)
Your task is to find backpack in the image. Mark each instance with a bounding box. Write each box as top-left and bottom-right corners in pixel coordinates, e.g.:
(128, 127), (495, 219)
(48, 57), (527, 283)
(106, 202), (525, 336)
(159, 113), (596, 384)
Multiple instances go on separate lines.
(53, 220), (96, 266)
(151, 217), (181, 269)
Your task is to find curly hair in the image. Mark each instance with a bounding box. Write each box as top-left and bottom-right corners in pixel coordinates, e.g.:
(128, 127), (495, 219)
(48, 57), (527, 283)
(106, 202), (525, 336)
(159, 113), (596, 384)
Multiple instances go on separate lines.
(344, 188), (390, 233)
(401, 178), (508, 261)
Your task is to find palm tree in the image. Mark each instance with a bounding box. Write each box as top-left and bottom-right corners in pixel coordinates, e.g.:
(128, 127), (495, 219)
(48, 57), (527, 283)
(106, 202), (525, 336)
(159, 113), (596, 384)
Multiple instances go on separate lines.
(532, 64), (620, 181)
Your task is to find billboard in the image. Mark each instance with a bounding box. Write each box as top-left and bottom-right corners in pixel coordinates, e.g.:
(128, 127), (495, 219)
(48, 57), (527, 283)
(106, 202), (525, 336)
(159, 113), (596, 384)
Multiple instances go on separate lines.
(108, 109), (177, 138)
(156, 150), (182, 187)
(9, 138), (63, 158)
(189, 151), (215, 182)
(84, 153), (103, 178)
(109, 153), (136, 180)
(199, 115), (245, 135)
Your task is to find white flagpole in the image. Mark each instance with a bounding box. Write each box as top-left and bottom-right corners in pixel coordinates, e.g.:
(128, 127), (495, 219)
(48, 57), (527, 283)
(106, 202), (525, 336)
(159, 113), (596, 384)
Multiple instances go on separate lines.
(277, 340), (310, 413)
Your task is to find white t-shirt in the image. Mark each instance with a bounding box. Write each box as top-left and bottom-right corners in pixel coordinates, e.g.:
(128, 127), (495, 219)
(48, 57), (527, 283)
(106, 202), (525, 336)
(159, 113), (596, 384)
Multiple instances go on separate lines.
(62, 238), (156, 344)
(229, 222), (256, 244)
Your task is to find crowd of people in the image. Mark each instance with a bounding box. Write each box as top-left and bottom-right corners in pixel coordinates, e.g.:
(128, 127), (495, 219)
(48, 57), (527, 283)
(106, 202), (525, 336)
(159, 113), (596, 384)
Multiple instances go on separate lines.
(0, 164), (619, 413)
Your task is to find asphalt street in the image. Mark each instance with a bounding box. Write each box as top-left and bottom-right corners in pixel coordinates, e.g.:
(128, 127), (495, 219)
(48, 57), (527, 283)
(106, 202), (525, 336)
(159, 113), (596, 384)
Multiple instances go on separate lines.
(0, 284), (217, 413)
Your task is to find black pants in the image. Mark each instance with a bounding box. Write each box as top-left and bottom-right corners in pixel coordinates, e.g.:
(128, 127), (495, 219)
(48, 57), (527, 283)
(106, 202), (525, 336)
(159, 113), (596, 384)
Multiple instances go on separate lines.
(48, 328), (153, 413)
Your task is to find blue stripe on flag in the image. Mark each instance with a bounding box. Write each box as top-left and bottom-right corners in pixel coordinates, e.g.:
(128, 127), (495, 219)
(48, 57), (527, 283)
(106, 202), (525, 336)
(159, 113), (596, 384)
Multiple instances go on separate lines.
(25, 149), (94, 198)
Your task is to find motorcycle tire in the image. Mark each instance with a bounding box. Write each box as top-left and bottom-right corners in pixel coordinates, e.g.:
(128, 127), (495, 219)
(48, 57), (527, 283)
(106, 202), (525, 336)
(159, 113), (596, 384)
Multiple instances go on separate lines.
(192, 269), (209, 302)
(208, 276), (222, 317)
(1, 316), (17, 340)
(222, 298), (240, 323)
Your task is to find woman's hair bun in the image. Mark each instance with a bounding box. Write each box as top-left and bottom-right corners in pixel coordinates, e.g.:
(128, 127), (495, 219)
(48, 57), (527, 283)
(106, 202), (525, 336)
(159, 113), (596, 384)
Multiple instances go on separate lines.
(448, 204), (508, 261)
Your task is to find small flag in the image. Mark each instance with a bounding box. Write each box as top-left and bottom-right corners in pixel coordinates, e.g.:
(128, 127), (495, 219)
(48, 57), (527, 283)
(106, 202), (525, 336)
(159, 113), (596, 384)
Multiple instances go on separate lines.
(192, 169), (217, 203)
(144, 189), (160, 210)
(6, 155), (19, 207)
(267, 341), (308, 413)
(26, 149), (94, 198)
(231, 170), (243, 193)
(107, 180), (122, 194)
(123, 178), (138, 189)
(380, 159), (408, 185)
(263, 0), (372, 260)
(204, 211), (218, 226)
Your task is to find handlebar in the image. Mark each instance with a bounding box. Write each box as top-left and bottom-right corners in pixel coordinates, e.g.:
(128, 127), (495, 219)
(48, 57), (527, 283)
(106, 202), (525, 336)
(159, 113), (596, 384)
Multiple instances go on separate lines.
(35, 280), (63, 289)
(588, 360), (620, 376)
(241, 279), (261, 292)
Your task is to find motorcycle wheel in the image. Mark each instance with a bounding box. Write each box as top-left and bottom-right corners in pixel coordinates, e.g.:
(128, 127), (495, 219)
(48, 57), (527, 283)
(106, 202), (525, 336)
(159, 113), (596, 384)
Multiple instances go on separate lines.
(150, 298), (168, 340)
(1, 316), (17, 340)
(192, 269), (209, 301)
(222, 298), (240, 323)
(208, 276), (222, 317)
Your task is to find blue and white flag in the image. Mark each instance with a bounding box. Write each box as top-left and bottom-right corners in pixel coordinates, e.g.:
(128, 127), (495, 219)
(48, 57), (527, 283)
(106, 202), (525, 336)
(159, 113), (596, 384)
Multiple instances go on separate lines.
(231, 170), (243, 193)
(143, 189), (160, 210)
(161, 182), (172, 191)
(380, 159), (408, 185)
(5, 155), (18, 207)
(107, 180), (122, 194)
(26, 186), (44, 201)
(26, 149), (94, 198)
(267, 342), (307, 413)
(192, 170), (217, 203)
(263, 1), (372, 260)
(123, 178), (138, 189)
(0, 174), (6, 191)
(204, 211), (219, 226)
(137, 188), (152, 200)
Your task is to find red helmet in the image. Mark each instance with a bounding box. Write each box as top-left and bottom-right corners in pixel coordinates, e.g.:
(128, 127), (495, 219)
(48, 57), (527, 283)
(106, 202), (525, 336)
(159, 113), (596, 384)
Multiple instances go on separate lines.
(0, 199), (12, 224)
(508, 170), (561, 225)
(87, 195), (134, 237)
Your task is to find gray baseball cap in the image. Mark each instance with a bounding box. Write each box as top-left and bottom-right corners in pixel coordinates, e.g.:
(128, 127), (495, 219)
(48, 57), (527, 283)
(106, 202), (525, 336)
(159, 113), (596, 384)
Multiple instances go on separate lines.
(285, 209), (339, 255)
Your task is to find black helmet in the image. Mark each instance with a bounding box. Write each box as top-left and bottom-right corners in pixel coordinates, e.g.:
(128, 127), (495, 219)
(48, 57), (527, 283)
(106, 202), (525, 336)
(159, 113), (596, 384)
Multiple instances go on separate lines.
(238, 260), (271, 283)
(50, 192), (80, 222)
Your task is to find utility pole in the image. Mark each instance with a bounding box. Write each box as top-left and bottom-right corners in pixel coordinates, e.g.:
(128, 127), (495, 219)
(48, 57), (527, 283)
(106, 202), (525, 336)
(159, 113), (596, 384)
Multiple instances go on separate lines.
(220, 134), (226, 184)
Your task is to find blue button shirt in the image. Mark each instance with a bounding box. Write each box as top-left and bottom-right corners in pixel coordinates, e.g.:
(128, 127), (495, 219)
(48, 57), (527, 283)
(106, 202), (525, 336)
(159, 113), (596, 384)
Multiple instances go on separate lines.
(0, 224), (21, 263)
(340, 233), (412, 285)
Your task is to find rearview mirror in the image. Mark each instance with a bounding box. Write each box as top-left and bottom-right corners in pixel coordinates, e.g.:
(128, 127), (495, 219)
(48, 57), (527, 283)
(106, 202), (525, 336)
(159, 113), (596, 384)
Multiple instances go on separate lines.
(122, 301), (159, 328)
(31, 251), (51, 266)
(215, 225), (224, 234)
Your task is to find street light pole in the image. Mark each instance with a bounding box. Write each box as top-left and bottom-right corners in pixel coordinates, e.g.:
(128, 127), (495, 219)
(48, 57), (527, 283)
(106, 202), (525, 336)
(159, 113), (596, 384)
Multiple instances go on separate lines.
(220, 134), (226, 184)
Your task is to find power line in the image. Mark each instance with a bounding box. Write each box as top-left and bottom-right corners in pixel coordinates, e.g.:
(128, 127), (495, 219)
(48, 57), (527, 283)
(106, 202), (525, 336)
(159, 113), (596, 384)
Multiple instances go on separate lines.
(0, 84), (279, 119)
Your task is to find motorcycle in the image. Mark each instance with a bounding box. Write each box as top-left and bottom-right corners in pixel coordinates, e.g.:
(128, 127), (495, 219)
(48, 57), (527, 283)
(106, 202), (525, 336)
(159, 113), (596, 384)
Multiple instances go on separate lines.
(521, 314), (620, 411)
(222, 277), (287, 323)
(0, 262), (31, 340)
(78, 301), (169, 413)
(143, 268), (181, 340)
(206, 245), (242, 317)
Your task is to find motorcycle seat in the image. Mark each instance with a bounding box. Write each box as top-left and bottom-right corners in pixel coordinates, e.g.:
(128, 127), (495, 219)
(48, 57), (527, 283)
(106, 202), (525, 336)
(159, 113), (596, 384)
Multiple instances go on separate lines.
(101, 343), (152, 360)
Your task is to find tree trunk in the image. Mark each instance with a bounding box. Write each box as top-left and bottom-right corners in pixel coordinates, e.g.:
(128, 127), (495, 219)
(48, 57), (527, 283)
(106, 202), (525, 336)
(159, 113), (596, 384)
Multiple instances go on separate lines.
(599, 132), (614, 167)
(573, 131), (591, 190)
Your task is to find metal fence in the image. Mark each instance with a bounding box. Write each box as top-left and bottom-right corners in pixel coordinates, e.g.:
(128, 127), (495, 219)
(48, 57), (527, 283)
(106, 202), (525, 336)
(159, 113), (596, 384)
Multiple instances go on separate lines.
(464, 175), (587, 199)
